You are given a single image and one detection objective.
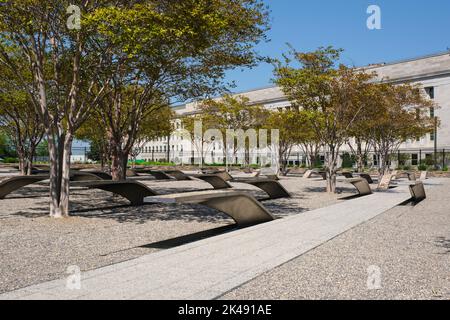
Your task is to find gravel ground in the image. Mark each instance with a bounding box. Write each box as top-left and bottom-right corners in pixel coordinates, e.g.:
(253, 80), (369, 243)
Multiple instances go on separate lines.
(220, 179), (450, 300)
(0, 172), (355, 294)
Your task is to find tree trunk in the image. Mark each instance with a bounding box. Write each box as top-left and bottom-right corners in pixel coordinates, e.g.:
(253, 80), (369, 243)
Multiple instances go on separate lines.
(59, 135), (73, 216)
(25, 144), (37, 176)
(279, 146), (291, 176)
(47, 132), (73, 218)
(111, 151), (123, 181)
(325, 145), (339, 193)
(110, 146), (129, 181)
(25, 153), (32, 176)
(122, 153), (129, 180)
(17, 150), (26, 175)
(355, 142), (364, 173)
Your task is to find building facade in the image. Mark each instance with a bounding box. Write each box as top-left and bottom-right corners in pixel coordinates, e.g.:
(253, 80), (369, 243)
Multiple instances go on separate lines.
(137, 52), (450, 169)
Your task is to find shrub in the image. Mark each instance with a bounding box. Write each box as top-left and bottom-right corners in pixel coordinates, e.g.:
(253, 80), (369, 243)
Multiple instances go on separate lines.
(138, 161), (176, 166)
(341, 152), (355, 169)
(424, 157), (435, 166)
(2, 157), (18, 163)
(418, 164), (427, 171)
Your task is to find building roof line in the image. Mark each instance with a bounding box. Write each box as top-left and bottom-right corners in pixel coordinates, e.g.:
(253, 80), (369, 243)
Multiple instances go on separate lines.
(172, 50), (450, 110)
(361, 50), (450, 70)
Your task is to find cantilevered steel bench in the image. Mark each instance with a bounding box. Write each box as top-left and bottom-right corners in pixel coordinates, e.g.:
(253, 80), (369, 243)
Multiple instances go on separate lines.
(70, 171), (104, 182)
(231, 178), (291, 200)
(406, 172), (416, 181)
(358, 173), (375, 184)
(190, 174), (233, 190)
(348, 178), (373, 197)
(191, 174), (291, 200)
(0, 175), (50, 199)
(409, 182), (426, 203)
(80, 170), (113, 180)
(342, 172), (354, 179)
(144, 190), (275, 227)
(259, 168), (280, 181)
(419, 171), (428, 181)
(72, 180), (157, 205)
(303, 169), (326, 180)
(135, 170), (173, 180)
(163, 170), (193, 181)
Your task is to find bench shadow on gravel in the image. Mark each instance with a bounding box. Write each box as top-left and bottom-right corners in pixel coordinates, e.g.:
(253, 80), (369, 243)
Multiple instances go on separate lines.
(435, 237), (450, 254)
(303, 186), (357, 195)
(139, 225), (238, 249)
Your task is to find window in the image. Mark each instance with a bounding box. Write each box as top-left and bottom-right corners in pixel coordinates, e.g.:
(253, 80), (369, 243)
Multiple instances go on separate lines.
(320, 155), (325, 165)
(430, 131), (435, 141)
(412, 154), (418, 166)
(430, 107), (435, 118)
(373, 154), (379, 166)
(425, 87), (434, 99)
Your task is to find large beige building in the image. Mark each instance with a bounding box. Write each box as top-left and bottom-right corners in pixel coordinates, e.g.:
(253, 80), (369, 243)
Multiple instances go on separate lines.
(138, 51), (450, 168)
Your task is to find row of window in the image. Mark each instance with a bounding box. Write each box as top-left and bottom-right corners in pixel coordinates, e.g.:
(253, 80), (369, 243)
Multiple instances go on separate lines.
(140, 145), (187, 153)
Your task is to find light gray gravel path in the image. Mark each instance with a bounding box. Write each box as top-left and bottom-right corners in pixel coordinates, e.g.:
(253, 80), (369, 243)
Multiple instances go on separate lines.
(0, 175), (353, 294)
(220, 179), (450, 300)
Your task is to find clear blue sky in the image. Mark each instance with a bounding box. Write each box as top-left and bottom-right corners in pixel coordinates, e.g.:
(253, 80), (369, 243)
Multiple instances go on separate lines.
(225, 0), (450, 93)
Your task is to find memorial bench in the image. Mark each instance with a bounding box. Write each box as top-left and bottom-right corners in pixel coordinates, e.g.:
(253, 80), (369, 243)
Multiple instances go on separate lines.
(0, 175), (50, 199)
(303, 169), (326, 180)
(191, 174), (291, 200)
(144, 190), (275, 227)
(71, 180), (157, 205)
(80, 170), (113, 180)
(348, 178), (373, 197)
(409, 182), (426, 203)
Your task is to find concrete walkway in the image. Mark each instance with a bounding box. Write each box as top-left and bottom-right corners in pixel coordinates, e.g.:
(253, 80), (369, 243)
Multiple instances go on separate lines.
(1, 181), (436, 300)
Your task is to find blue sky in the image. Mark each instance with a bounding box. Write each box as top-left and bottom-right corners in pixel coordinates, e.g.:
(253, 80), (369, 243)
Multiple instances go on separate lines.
(225, 0), (450, 93)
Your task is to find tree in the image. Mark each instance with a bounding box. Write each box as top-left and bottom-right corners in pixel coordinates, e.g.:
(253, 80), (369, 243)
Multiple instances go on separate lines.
(264, 109), (314, 175)
(77, 103), (174, 169)
(76, 115), (110, 169)
(84, 0), (270, 180)
(0, 0), (269, 216)
(196, 95), (268, 169)
(0, 1), (113, 217)
(0, 71), (44, 175)
(366, 82), (435, 175)
(0, 129), (14, 158)
(274, 46), (376, 193)
(345, 79), (382, 172)
(181, 110), (220, 168)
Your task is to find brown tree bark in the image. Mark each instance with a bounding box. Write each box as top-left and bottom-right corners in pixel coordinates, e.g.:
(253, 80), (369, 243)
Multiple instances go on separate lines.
(325, 145), (339, 193)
